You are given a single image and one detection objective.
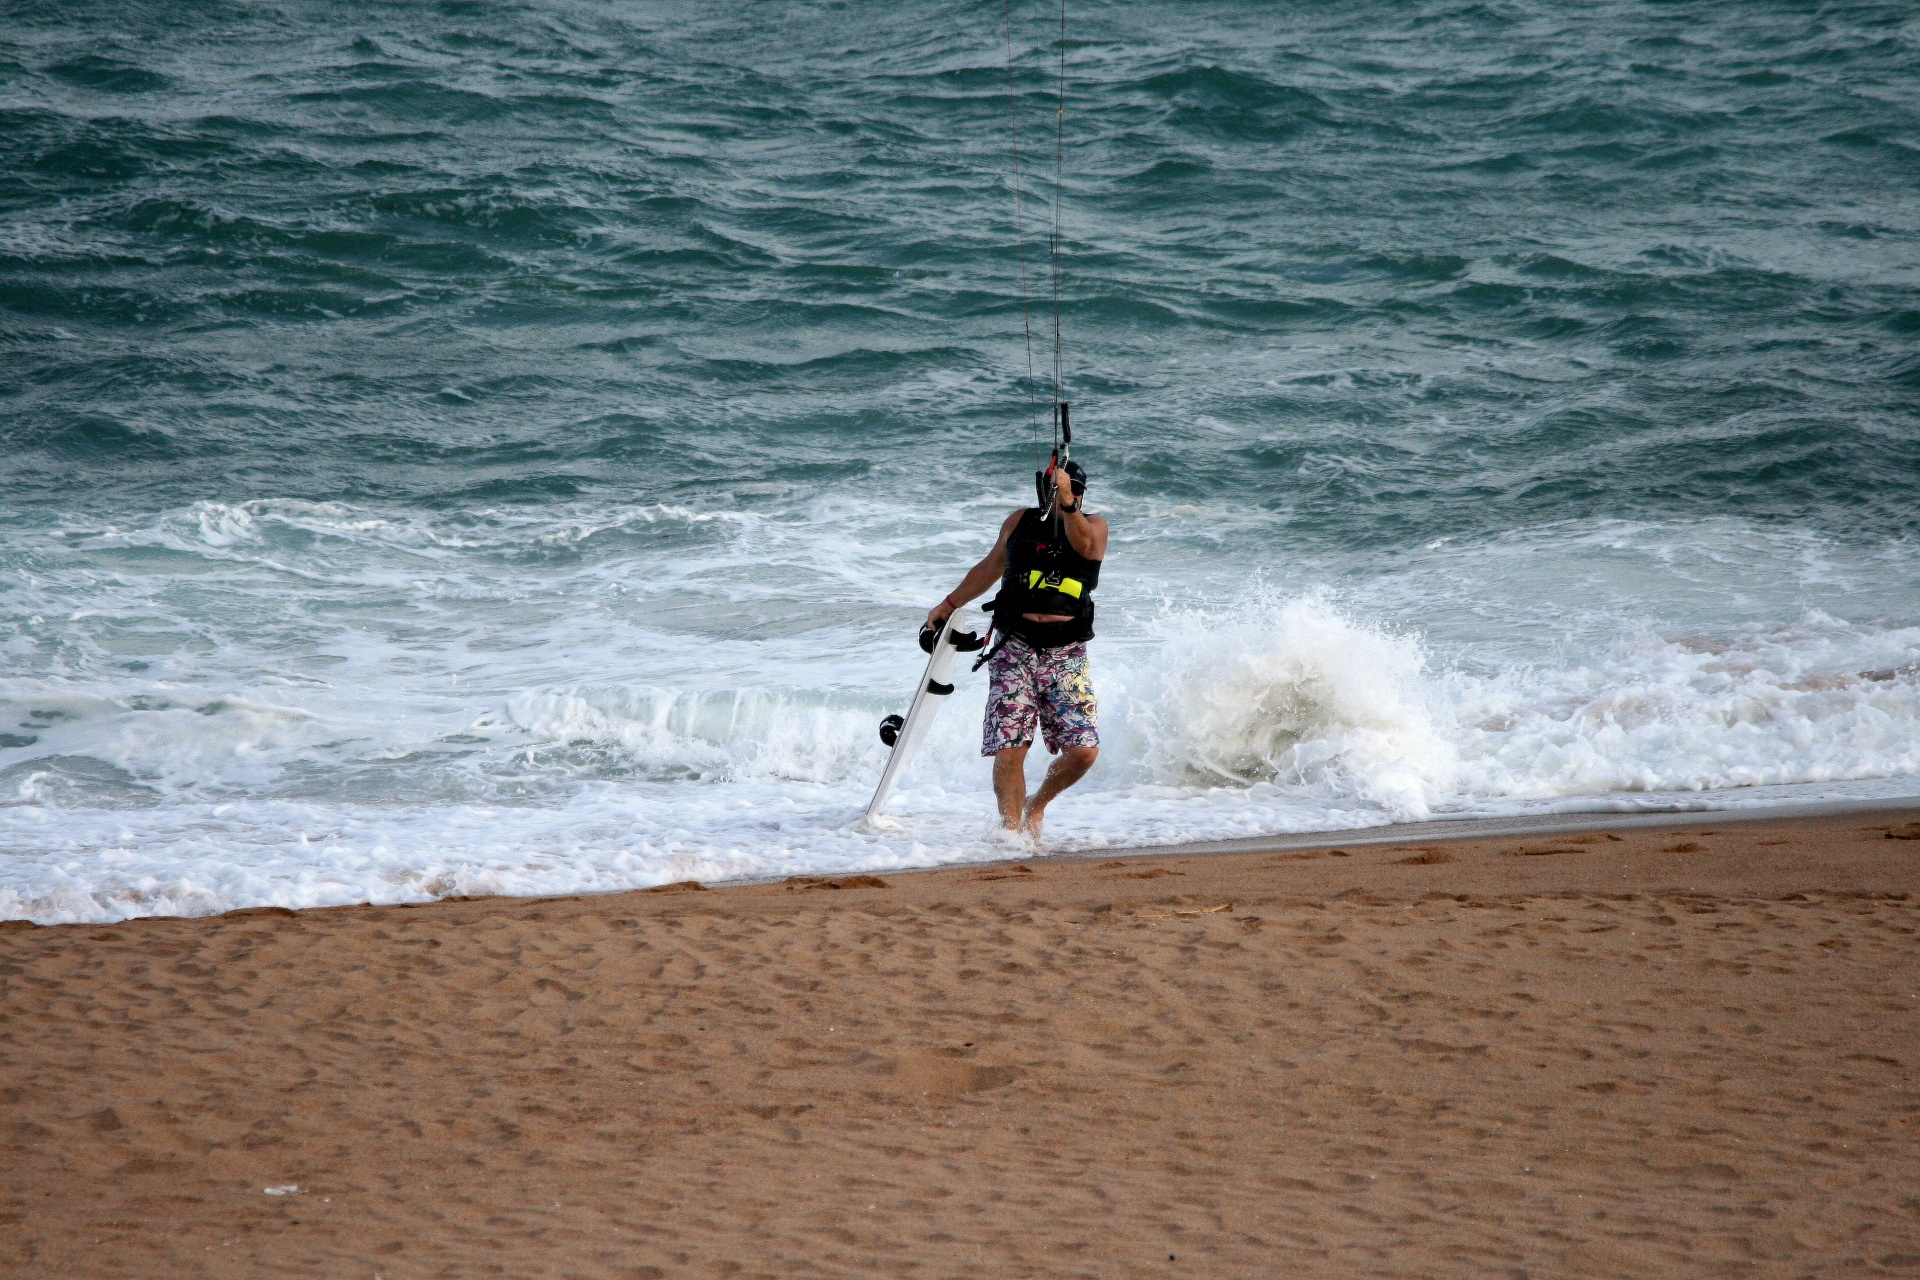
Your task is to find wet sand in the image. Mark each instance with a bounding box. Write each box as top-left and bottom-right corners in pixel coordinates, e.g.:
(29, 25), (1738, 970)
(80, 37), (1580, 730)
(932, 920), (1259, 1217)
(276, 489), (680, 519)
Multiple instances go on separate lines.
(5, 810), (1919, 1278)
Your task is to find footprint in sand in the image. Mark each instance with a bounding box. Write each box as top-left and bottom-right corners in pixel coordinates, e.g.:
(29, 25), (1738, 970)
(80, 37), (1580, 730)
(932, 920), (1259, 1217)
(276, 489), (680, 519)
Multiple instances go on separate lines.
(785, 875), (890, 892)
(885, 1051), (1021, 1098)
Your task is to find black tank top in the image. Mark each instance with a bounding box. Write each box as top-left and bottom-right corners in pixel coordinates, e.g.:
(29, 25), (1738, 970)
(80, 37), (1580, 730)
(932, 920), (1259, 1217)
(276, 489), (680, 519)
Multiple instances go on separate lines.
(994, 507), (1101, 648)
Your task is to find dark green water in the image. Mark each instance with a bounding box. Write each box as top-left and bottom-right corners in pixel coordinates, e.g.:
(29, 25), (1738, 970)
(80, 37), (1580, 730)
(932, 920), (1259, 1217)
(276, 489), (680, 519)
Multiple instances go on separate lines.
(3, 0), (1918, 921)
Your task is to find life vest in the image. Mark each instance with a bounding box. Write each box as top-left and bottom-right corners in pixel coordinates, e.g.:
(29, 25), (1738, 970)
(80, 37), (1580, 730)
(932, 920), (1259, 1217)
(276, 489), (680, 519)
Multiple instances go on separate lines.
(993, 506), (1101, 648)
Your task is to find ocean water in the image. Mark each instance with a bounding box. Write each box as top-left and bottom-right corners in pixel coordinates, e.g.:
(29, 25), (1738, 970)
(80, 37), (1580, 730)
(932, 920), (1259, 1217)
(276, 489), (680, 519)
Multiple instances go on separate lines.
(4, 1), (1919, 923)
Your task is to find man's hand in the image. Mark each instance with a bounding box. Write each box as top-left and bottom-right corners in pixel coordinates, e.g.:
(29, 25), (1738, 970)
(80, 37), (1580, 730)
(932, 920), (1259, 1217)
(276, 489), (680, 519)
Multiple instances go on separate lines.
(925, 596), (957, 629)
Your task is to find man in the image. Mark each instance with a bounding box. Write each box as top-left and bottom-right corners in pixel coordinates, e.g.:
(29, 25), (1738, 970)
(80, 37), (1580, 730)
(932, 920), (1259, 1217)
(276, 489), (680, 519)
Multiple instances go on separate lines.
(925, 460), (1108, 840)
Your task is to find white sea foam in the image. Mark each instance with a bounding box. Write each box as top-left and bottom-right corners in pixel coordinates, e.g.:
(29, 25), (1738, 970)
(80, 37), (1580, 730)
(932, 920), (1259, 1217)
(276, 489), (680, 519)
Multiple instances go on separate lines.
(1126, 595), (1453, 816)
(3, 497), (1918, 923)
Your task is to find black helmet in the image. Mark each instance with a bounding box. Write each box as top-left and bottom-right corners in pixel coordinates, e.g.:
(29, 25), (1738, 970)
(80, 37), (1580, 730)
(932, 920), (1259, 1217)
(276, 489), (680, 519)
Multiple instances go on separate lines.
(1035, 455), (1088, 510)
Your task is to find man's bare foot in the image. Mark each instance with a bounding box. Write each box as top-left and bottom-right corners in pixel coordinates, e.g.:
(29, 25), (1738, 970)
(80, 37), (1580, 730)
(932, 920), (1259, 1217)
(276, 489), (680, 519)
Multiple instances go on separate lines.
(989, 825), (1033, 855)
(1021, 798), (1045, 842)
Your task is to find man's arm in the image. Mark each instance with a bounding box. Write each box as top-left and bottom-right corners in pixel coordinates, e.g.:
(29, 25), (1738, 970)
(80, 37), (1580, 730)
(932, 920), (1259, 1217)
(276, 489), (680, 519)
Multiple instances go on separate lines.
(926, 509), (1023, 628)
(1055, 479), (1108, 561)
(1056, 506), (1108, 562)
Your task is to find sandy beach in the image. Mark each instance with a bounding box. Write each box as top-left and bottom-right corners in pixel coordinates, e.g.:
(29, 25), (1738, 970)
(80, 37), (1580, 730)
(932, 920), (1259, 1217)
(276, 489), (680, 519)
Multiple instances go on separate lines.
(5, 809), (1918, 1279)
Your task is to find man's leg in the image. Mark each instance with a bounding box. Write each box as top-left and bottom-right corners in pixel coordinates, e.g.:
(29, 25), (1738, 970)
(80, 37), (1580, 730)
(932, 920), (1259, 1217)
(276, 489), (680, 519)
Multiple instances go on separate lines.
(983, 640), (1040, 832)
(1022, 745), (1096, 839)
(1022, 642), (1099, 840)
(992, 746), (1029, 831)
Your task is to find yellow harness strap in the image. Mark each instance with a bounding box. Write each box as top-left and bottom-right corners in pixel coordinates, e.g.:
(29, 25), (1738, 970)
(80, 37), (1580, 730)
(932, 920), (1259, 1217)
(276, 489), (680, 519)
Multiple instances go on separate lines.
(1027, 569), (1084, 599)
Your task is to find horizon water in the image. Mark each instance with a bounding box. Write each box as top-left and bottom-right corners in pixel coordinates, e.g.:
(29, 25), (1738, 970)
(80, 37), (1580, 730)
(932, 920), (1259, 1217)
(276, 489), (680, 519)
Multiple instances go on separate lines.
(4, 0), (1920, 923)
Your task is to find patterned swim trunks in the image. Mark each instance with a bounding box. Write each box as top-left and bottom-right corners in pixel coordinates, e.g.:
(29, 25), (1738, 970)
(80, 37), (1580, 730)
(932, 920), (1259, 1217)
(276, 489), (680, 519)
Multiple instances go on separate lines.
(981, 635), (1099, 756)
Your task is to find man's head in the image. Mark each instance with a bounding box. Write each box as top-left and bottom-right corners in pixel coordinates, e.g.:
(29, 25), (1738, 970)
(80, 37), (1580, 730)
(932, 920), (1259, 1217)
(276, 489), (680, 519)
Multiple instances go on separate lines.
(1035, 456), (1088, 511)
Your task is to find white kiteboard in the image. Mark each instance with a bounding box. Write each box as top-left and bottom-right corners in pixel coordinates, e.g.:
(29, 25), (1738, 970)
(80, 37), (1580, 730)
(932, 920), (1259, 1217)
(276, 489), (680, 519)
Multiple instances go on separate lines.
(864, 611), (982, 823)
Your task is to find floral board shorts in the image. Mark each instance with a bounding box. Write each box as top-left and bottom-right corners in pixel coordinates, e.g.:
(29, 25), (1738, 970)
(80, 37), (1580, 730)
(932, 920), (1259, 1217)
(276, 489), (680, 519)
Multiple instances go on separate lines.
(981, 635), (1099, 756)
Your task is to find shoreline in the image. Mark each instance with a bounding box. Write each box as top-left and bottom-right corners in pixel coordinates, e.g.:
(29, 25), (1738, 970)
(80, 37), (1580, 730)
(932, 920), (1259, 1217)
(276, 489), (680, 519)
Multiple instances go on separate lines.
(1101, 790), (1920, 863)
(6, 785), (1920, 928)
(5, 806), (1917, 1277)
(698, 788), (1920, 906)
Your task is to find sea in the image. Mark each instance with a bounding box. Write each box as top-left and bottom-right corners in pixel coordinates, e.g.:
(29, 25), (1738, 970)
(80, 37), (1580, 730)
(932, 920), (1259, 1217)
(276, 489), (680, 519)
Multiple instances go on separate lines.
(5, 0), (1919, 923)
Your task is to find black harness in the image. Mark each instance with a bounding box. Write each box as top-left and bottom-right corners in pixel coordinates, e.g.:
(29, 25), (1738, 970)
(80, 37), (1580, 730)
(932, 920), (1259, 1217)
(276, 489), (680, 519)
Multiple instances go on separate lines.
(987, 506), (1101, 651)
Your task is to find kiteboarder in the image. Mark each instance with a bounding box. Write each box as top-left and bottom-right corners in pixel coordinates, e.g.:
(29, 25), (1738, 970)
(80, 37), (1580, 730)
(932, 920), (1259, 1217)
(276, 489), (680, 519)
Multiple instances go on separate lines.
(926, 458), (1106, 839)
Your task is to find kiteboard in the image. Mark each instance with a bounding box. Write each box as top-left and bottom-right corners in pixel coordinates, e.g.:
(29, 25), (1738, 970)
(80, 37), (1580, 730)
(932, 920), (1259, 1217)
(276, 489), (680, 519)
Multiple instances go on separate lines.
(864, 611), (984, 823)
